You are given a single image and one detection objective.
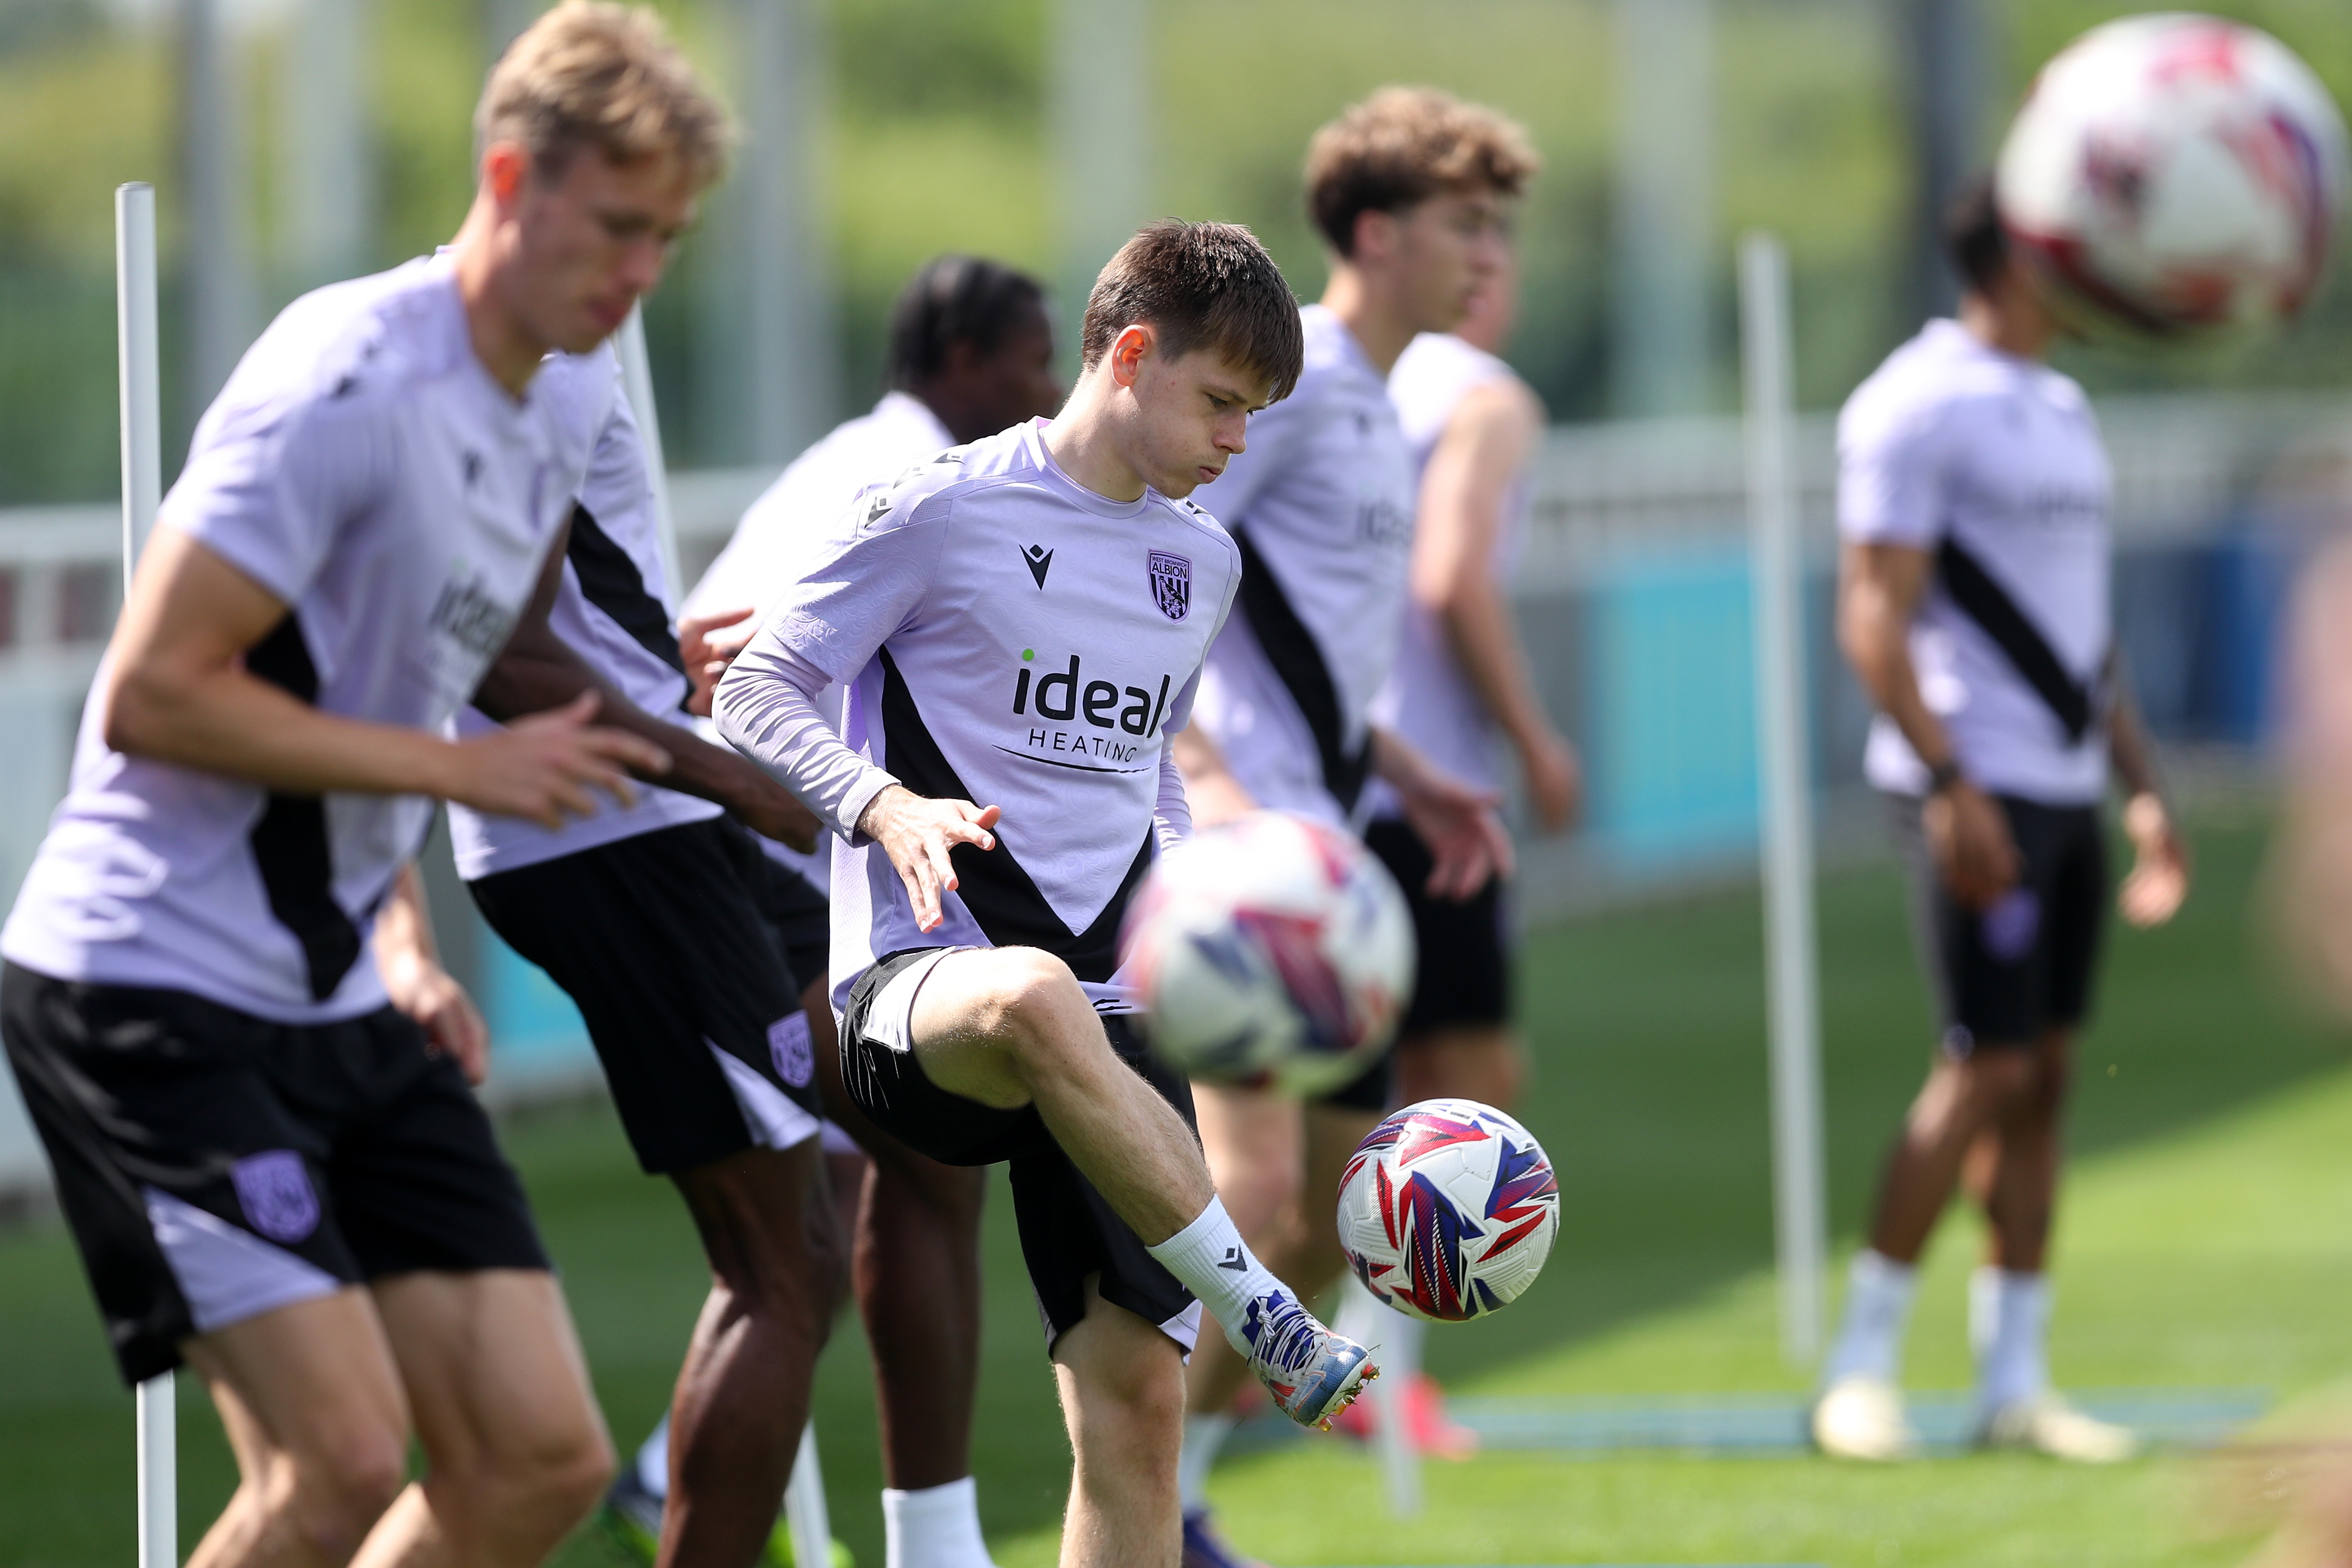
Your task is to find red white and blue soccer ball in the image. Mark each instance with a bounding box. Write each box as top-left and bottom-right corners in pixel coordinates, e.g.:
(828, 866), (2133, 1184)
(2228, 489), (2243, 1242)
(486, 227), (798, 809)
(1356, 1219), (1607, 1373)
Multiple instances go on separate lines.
(1997, 13), (2348, 340)
(1337, 1098), (1560, 1323)
(1121, 810), (1414, 1097)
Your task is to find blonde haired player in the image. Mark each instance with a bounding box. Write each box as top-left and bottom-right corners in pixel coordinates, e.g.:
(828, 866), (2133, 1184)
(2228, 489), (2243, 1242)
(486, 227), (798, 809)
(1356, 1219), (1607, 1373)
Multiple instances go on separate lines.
(0, 6), (732, 1566)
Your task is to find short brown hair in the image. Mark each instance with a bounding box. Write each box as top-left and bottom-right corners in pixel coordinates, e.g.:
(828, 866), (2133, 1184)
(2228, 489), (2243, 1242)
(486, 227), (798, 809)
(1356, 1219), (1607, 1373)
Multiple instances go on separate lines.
(476, 3), (734, 186)
(1081, 221), (1304, 401)
(1305, 87), (1540, 257)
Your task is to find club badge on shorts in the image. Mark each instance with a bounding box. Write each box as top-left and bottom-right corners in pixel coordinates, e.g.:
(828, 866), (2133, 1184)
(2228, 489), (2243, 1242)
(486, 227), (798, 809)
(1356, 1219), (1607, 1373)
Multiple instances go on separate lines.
(1148, 551), (1191, 621)
(769, 1013), (814, 1088)
(231, 1149), (320, 1245)
(1981, 887), (2042, 964)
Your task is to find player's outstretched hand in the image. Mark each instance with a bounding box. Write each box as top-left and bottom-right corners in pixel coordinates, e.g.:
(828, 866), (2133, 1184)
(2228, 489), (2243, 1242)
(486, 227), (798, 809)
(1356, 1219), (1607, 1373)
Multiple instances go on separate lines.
(1925, 780), (2020, 911)
(448, 691), (672, 828)
(858, 784), (1001, 932)
(1374, 725), (1515, 901)
(679, 606), (758, 718)
(2119, 791), (2189, 928)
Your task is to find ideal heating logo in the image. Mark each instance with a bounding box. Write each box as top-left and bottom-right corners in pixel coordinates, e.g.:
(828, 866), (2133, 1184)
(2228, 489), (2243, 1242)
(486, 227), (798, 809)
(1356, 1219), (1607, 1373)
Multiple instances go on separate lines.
(1010, 649), (1173, 765)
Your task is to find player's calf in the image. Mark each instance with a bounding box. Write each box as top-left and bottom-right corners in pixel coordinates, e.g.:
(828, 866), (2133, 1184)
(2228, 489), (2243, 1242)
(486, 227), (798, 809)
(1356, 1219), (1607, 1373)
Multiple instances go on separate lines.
(1054, 1288), (1188, 1567)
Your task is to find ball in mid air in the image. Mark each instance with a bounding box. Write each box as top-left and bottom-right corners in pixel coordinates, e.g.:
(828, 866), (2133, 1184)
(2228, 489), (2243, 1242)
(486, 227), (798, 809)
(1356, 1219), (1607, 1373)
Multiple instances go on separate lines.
(1337, 1098), (1559, 1323)
(1121, 810), (1413, 1097)
(1997, 12), (2347, 340)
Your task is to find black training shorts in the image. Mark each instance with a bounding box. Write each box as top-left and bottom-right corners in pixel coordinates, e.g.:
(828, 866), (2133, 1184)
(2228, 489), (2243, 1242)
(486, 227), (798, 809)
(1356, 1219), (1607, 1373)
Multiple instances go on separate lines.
(1890, 791), (2108, 1055)
(2, 963), (549, 1385)
(470, 817), (823, 1175)
(838, 947), (1201, 1355)
(1365, 816), (1512, 1035)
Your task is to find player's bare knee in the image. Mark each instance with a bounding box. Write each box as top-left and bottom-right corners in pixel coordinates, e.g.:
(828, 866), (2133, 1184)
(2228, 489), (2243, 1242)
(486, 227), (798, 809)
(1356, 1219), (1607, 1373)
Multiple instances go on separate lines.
(449, 1412), (613, 1536)
(978, 948), (1090, 1058)
(282, 1427), (409, 1558)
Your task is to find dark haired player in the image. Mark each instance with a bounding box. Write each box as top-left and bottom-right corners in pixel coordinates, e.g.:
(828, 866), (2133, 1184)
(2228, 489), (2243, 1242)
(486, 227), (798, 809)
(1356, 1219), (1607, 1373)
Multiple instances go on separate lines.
(449, 376), (860, 1568)
(608, 255), (1062, 1568)
(1169, 88), (1529, 1560)
(1813, 179), (2188, 1463)
(0, 6), (727, 1565)
(715, 220), (1372, 1568)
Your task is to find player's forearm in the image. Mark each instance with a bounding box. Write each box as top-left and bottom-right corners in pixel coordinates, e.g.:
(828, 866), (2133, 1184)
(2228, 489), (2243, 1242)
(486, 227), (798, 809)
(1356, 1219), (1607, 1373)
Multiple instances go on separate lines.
(106, 659), (464, 798)
(713, 639), (896, 839)
(1438, 573), (1557, 758)
(477, 622), (766, 810)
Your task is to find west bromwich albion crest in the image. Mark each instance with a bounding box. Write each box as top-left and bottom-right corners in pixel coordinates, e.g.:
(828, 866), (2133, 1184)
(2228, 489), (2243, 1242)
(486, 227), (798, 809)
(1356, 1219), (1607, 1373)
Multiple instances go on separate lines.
(231, 1149), (321, 1244)
(1148, 551), (1191, 621)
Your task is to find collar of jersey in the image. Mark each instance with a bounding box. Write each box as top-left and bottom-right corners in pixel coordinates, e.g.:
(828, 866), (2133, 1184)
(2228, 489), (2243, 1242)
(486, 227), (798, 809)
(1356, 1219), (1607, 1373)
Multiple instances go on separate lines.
(1021, 418), (1157, 520)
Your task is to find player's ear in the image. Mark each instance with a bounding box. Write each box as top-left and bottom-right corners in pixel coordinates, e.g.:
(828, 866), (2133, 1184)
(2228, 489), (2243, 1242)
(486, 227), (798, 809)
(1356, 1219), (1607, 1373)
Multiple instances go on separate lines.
(1108, 323), (1154, 388)
(481, 141), (532, 209)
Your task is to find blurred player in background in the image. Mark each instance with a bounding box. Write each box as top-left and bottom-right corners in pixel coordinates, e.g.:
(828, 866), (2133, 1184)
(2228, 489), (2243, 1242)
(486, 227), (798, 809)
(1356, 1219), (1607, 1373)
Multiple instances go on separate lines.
(608, 256), (1061, 1568)
(0, 7), (722, 1564)
(1332, 233), (1582, 1458)
(1813, 178), (2188, 1464)
(455, 372), (851, 1568)
(1170, 89), (1527, 1564)
(716, 220), (1374, 1568)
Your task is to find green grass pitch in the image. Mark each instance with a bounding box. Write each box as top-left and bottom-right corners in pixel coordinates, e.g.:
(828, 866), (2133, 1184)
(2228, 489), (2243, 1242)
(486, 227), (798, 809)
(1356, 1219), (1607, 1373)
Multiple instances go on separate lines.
(4, 808), (2350, 1566)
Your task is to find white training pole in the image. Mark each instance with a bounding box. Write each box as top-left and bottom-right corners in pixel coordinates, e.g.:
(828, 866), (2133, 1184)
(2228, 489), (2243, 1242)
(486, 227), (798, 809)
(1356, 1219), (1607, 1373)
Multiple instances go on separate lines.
(615, 303), (683, 596)
(121, 179), (177, 1568)
(1739, 231), (1828, 1368)
(1372, 1369), (1421, 1517)
(783, 1419), (832, 1568)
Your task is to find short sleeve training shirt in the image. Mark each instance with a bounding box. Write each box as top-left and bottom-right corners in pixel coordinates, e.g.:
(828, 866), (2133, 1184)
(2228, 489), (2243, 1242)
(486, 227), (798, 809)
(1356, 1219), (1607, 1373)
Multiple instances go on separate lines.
(1837, 318), (2112, 805)
(2, 256), (607, 1022)
(447, 386), (724, 881)
(739, 419), (1240, 1017)
(1191, 305), (1419, 823)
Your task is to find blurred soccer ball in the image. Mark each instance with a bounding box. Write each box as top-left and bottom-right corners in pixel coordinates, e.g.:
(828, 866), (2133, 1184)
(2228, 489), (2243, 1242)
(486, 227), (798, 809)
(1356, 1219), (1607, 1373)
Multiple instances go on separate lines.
(1337, 1098), (1560, 1323)
(1997, 13), (2347, 340)
(1121, 810), (1412, 1096)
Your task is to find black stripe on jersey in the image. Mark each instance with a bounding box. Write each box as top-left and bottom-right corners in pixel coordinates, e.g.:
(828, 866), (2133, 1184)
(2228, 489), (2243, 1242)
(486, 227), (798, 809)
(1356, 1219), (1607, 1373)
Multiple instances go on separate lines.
(879, 648), (1151, 984)
(243, 615), (365, 1002)
(567, 503), (688, 680)
(1230, 528), (1371, 812)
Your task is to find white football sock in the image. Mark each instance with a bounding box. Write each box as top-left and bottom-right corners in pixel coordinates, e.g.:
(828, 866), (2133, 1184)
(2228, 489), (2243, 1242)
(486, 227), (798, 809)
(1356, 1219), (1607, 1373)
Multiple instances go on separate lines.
(1971, 1266), (2051, 1416)
(1146, 1196), (1297, 1355)
(636, 1414), (671, 1499)
(1177, 1413), (1235, 1515)
(1823, 1249), (1918, 1386)
(882, 1476), (995, 1568)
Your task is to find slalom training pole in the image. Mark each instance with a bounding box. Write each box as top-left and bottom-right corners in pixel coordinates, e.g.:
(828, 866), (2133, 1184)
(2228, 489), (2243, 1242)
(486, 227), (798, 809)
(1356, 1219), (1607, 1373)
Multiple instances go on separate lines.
(613, 302), (836, 1563)
(1739, 231), (1829, 1368)
(119, 179), (176, 1568)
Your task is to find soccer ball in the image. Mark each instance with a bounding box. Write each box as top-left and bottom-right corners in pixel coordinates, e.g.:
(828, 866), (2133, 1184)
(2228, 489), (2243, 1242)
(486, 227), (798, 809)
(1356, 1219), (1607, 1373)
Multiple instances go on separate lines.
(1337, 1098), (1560, 1323)
(1996, 14), (2348, 339)
(1121, 811), (1413, 1096)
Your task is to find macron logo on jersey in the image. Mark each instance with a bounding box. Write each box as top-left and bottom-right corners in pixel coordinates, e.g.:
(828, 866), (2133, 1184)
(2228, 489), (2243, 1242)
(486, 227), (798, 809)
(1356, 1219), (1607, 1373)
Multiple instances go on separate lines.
(1022, 544), (1054, 587)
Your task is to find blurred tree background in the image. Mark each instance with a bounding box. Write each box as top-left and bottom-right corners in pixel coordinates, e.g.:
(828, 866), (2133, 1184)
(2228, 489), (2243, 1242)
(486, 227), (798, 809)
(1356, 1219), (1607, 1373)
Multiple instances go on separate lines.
(0, 0), (2347, 506)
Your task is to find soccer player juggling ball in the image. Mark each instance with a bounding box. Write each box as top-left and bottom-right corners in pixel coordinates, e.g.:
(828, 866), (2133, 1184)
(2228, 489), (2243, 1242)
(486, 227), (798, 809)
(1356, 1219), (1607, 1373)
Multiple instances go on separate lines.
(715, 221), (1375, 1568)
(1812, 178), (2189, 1464)
(0, 6), (727, 1566)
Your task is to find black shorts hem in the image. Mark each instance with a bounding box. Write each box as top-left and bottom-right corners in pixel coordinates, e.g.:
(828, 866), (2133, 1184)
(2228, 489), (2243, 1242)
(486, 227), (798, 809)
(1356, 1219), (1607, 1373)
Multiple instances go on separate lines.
(470, 817), (822, 1176)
